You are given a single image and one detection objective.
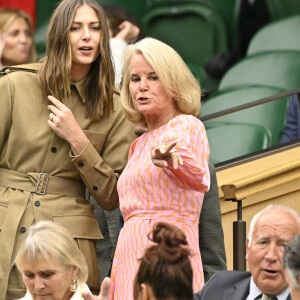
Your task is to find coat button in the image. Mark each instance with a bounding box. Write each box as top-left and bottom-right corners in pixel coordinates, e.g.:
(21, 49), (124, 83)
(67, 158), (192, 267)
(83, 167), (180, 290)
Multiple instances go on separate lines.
(78, 162), (84, 168)
(93, 185), (98, 191)
(34, 201), (40, 207)
(20, 227), (26, 233)
(51, 147), (57, 153)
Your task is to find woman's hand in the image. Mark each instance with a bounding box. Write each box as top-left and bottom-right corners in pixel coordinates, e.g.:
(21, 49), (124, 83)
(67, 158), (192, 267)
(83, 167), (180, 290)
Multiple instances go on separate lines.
(47, 95), (88, 155)
(115, 21), (140, 43)
(0, 31), (7, 68)
(82, 277), (111, 300)
(151, 141), (183, 169)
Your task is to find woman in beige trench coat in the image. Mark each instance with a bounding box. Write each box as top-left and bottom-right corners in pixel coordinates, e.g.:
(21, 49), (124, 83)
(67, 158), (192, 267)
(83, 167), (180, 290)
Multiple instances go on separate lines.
(0, 0), (135, 299)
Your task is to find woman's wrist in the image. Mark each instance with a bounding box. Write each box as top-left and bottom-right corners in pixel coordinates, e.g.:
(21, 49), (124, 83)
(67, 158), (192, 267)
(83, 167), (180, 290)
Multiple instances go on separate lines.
(69, 132), (88, 155)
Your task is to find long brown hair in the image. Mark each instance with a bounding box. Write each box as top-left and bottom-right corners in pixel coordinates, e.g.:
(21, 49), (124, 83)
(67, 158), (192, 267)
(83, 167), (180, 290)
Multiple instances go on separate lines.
(134, 222), (193, 300)
(39, 0), (115, 119)
(0, 8), (37, 63)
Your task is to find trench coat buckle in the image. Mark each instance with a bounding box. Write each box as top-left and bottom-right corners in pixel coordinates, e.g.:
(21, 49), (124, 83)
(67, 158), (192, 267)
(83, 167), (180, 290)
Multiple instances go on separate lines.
(35, 172), (49, 195)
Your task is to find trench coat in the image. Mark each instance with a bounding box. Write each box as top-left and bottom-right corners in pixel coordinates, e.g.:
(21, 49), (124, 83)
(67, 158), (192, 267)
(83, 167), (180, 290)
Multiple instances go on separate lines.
(0, 64), (135, 299)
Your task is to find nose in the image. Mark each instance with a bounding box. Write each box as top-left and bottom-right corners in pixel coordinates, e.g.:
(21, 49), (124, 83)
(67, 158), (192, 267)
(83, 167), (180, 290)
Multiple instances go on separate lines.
(82, 26), (91, 41)
(139, 78), (148, 91)
(19, 32), (28, 44)
(34, 277), (45, 290)
(265, 243), (279, 262)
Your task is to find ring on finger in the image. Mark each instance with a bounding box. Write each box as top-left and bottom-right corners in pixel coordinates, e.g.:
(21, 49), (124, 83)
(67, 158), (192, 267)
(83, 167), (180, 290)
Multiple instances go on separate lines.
(49, 113), (55, 121)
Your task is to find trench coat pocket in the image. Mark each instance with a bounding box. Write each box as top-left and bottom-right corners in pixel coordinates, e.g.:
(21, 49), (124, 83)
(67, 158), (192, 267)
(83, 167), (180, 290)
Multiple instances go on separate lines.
(83, 130), (106, 154)
(52, 214), (103, 239)
(0, 203), (8, 231)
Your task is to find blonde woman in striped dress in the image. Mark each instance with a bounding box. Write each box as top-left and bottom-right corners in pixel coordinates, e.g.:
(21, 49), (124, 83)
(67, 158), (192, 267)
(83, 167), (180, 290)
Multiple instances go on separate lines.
(110, 37), (210, 300)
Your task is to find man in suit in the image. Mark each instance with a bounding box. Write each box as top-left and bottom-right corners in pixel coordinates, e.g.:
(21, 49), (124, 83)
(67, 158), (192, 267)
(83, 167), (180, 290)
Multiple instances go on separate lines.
(195, 204), (300, 300)
(199, 162), (227, 282)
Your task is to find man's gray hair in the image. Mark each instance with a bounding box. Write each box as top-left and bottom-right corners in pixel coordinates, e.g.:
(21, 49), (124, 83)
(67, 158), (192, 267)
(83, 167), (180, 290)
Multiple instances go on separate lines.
(247, 204), (300, 247)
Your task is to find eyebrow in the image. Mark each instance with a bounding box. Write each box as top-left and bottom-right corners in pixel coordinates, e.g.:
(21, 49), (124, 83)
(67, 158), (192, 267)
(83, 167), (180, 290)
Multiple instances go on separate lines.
(72, 21), (100, 24)
(130, 72), (156, 76)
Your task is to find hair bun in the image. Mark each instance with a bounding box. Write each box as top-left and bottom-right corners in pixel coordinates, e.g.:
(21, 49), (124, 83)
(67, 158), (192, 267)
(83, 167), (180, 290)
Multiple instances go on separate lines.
(148, 222), (191, 263)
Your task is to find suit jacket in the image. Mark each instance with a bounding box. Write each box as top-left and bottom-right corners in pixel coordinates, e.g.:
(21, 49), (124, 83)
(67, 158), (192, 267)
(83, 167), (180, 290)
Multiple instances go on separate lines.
(280, 94), (300, 144)
(194, 270), (291, 300)
(199, 162), (227, 282)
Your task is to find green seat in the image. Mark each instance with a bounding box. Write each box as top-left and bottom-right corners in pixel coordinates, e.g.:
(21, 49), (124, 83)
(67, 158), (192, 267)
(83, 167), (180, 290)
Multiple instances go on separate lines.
(201, 85), (289, 146)
(206, 122), (271, 164)
(247, 15), (300, 55)
(142, 0), (228, 69)
(203, 0), (241, 49)
(186, 62), (219, 93)
(218, 51), (300, 91)
(265, 0), (300, 21)
(34, 21), (48, 59)
(147, 0), (241, 49)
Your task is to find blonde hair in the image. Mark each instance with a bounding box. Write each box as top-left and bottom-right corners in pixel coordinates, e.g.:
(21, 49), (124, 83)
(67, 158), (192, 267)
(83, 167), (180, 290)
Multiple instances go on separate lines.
(121, 37), (201, 127)
(0, 8), (37, 63)
(39, 0), (115, 119)
(15, 221), (88, 283)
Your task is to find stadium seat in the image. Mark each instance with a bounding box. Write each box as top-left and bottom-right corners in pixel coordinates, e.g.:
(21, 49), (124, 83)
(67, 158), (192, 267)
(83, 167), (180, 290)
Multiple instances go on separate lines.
(247, 15), (300, 56)
(201, 85), (289, 146)
(34, 21), (48, 58)
(205, 122), (271, 164)
(142, 0), (228, 69)
(265, 0), (300, 21)
(147, 0), (241, 49)
(218, 51), (300, 92)
(203, 0), (241, 49)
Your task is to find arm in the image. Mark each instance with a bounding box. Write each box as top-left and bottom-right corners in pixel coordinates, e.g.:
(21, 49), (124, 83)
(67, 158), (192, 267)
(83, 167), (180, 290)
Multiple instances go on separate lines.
(115, 21), (140, 43)
(200, 162), (227, 282)
(279, 94), (300, 144)
(0, 73), (13, 151)
(151, 116), (210, 192)
(72, 109), (135, 210)
(47, 95), (135, 210)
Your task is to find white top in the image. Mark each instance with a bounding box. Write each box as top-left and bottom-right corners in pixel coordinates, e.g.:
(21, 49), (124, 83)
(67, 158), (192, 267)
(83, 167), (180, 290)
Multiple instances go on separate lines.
(110, 38), (128, 88)
(246, 276), (290, 300)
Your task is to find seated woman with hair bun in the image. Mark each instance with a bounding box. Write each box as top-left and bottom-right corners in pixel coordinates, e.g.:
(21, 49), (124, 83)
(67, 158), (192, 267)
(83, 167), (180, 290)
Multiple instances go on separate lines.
(134, 222), (193, 300)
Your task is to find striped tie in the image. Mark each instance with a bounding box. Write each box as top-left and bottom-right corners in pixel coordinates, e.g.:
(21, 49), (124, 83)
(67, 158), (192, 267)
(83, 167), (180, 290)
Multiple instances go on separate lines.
(262, 294), (277, 300)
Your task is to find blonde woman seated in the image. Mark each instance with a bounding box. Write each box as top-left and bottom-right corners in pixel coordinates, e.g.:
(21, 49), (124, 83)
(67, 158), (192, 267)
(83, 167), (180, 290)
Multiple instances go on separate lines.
(15, 221), (110, 300)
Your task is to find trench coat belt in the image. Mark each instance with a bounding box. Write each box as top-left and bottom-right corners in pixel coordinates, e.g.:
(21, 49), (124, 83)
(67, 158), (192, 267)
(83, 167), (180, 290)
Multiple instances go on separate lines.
(0, 168), (86, 198)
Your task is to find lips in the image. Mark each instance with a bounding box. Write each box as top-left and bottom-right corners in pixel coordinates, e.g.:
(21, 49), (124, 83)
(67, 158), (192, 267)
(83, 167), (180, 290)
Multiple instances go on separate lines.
(138, 97), (149, 101)
(78, 46), (93, 55)
(263, 269), (279, 276)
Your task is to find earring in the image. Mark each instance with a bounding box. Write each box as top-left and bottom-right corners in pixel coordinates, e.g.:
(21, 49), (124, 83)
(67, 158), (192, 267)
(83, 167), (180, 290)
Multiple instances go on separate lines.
(70, 278), (78, 292)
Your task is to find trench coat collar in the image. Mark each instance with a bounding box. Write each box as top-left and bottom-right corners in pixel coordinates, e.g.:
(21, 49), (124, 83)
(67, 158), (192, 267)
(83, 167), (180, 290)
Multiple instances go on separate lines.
(13, 62), (87, 103)
(72, 77), (88, 103)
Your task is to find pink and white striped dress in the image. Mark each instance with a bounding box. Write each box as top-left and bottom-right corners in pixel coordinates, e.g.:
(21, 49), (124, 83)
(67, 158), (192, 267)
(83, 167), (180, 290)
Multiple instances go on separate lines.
(110, 115), (210, 300)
